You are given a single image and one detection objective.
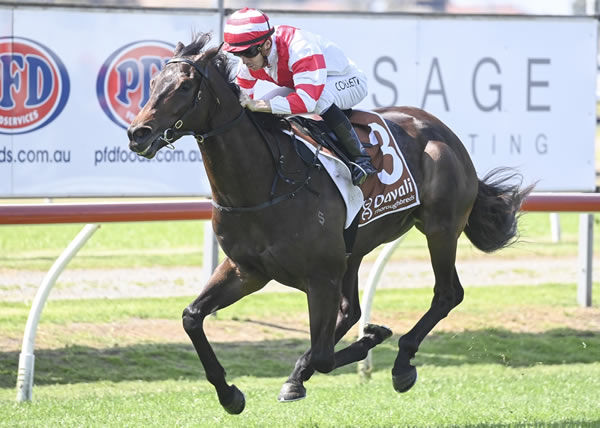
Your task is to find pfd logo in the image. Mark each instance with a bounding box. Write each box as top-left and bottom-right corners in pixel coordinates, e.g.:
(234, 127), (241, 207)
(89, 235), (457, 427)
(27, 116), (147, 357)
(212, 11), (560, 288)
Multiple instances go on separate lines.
(0, 37), (70, 135)
(96, 40), (174, 129)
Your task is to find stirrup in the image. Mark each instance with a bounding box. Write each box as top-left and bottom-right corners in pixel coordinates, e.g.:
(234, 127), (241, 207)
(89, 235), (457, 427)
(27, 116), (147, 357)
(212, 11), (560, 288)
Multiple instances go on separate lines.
(350, 162), (371, 186)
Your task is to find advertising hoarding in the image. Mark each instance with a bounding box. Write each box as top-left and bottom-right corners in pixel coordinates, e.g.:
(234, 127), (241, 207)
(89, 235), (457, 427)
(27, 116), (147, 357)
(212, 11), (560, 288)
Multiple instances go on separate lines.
(0, 8), (596, 196)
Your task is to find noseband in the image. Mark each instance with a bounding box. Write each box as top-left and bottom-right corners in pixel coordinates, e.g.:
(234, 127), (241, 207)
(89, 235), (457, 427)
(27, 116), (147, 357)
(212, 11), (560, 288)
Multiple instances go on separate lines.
(158, 57), (245, 145)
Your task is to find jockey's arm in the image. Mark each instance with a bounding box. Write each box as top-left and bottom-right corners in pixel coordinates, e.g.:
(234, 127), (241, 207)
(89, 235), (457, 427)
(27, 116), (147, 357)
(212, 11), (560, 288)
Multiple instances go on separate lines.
(235, 61), (272, 112)
(266, 31), (326, 115)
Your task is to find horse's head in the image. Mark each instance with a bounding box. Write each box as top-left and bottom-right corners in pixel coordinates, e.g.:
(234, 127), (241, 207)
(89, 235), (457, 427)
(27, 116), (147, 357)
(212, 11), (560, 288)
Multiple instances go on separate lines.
(127, 33), (238, 159)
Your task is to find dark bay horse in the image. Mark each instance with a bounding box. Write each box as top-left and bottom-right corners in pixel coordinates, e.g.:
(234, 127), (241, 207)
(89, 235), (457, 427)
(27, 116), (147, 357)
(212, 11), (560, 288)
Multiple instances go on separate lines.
(127, 34), (532, 414)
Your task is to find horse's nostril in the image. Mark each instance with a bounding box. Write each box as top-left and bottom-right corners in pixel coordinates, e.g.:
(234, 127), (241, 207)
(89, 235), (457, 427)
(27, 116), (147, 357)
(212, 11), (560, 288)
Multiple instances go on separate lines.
(129, 126), (152, 141)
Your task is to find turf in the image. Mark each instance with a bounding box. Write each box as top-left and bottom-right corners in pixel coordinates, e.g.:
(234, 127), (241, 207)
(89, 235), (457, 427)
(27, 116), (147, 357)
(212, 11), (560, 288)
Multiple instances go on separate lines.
(1, 284), (599, 427)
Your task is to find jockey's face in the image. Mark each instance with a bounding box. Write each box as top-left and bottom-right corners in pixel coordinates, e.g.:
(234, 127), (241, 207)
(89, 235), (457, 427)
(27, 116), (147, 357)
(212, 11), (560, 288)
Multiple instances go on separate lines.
(238, 39), (272, 71)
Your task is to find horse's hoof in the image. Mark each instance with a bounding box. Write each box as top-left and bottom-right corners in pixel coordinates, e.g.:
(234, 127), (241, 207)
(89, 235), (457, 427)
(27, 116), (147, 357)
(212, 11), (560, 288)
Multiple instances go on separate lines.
(364, 323), (393, 342)
(220, 384), (246, 414)
(392, 366), (418, 393)
(278, 381), (306, 402)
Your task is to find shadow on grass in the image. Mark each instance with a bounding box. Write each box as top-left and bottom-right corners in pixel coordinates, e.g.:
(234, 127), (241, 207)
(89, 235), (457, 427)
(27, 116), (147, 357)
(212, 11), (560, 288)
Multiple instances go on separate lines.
(0, 327), (598, 388)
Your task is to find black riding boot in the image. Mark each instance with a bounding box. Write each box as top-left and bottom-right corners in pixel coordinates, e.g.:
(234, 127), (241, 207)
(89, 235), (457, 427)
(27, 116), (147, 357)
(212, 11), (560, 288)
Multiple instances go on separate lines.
(321, 104), (377, 186)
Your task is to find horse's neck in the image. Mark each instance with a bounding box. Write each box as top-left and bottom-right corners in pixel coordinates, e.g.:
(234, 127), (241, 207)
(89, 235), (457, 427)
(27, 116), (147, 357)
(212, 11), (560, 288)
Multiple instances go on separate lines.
(200, 115), (277, 207)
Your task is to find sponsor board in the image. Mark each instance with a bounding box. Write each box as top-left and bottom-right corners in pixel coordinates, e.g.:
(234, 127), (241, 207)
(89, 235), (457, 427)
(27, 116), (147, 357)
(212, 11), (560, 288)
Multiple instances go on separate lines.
(0, 8), (596, 197)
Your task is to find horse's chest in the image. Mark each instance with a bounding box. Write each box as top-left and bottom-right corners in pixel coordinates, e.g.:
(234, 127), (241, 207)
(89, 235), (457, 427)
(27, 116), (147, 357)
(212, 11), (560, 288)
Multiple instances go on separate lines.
(215, 221), (312, 282)
(217, 224), (279, 261)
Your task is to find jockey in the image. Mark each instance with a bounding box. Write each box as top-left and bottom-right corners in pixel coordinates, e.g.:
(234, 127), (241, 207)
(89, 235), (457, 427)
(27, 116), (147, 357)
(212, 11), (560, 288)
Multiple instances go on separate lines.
(222, 7), (377, 186)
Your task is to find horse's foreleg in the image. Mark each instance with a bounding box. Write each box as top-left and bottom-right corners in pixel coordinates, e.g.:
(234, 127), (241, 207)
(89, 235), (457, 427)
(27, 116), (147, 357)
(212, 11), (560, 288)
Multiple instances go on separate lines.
(278, 296), (351, 402)
(278, 272), (343, 402)
(285, 261), (394, 375)
(306, 276), (341, 373)
(392, 229), (464, 393)
(279, 262), (369, 402)
(331, 323), (394, 368)
(182, 258), (267, 414)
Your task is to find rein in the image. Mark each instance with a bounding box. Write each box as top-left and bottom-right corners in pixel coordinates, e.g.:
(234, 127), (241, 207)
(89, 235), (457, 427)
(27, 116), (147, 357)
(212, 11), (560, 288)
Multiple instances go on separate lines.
(160, 56), (320, 214)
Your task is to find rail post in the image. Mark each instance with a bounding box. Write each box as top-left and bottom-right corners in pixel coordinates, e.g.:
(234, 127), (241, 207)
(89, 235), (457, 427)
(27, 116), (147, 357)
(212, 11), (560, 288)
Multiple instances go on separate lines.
(578, 213), (594, 307)
(203, 221), (220, 281)
(16, 224), (100, 402)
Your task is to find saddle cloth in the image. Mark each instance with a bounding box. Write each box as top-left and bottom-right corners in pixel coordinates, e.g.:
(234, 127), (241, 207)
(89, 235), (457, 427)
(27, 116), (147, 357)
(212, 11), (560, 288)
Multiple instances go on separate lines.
(281, 129), (363, 229)
(287, 109), (420, 228)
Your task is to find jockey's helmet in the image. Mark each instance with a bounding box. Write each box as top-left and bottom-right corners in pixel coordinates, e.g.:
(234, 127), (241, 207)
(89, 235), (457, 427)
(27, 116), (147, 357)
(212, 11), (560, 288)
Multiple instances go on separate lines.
(223, 8), (274, 53)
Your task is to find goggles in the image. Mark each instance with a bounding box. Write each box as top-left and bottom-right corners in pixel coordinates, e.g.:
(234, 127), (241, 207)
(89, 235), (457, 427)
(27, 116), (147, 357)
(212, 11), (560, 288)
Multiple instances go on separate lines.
(233, 43), (263, 58)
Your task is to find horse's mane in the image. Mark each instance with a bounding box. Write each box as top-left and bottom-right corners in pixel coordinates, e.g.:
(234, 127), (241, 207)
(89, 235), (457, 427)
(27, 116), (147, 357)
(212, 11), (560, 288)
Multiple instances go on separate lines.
(174, 32), (241, 99)
(174, 32), (287, 132)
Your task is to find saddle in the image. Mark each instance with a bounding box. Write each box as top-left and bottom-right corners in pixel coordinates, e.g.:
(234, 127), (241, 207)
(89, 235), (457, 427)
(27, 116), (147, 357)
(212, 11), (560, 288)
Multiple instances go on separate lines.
(286, 113), (360, 167)
(287, 109), (420, 227)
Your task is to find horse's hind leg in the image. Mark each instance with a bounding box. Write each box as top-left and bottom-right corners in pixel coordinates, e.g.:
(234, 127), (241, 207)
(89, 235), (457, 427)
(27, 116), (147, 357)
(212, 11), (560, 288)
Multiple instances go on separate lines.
(391, 139), (475, 393)
(392, 226), (464, 393)
(182, 257), (268, 414)
(392, 210), (474, 392)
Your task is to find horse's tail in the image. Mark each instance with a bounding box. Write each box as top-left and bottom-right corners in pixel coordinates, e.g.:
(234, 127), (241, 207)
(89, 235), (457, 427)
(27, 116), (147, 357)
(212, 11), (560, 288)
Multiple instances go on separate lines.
(464, 167), (534, 253)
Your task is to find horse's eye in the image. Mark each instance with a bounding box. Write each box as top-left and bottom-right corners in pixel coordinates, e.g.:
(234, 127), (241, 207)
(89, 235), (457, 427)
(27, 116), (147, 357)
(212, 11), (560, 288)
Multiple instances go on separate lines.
(180, 81), (193, 92)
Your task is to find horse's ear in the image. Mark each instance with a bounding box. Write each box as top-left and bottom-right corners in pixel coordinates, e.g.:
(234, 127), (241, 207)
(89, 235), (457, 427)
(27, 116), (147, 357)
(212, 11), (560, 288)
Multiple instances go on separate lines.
(174, 42), (185, 56)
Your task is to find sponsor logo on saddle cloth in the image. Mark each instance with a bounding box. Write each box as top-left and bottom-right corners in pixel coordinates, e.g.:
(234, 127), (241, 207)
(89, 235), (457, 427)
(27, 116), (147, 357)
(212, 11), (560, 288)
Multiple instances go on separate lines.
(350, 109), (420, 226)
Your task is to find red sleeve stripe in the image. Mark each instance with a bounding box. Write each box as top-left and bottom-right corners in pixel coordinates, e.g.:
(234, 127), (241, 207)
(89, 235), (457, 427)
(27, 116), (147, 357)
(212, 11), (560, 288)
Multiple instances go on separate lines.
(236, 77), (256, 89)
(291, 54), (326, 74)
(287, 93), (308, 114)
(295, 83), (324, 101)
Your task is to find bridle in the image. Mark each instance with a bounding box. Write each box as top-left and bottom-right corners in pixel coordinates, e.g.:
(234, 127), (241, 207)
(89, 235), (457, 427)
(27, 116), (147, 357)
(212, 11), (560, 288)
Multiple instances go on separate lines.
(157, 57), (245, 146)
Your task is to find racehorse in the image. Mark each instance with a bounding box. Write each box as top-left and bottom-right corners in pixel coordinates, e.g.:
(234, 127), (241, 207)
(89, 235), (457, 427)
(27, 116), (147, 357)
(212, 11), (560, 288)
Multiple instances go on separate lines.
(127, 33), (533, 414)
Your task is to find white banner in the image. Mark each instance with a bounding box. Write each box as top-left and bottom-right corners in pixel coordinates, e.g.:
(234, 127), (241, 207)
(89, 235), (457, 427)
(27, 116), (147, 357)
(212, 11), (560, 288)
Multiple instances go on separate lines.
(0, 8), (596, 196)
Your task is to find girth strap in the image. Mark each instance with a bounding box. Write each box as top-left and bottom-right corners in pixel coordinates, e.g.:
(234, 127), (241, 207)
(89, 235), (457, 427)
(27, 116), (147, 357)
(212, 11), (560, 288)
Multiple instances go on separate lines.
(211, 184), (308, 213)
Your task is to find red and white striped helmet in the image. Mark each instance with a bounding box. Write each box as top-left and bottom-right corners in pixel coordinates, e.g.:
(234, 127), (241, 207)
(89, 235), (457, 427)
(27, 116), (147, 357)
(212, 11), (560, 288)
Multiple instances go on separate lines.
(223, 8), (274, 53)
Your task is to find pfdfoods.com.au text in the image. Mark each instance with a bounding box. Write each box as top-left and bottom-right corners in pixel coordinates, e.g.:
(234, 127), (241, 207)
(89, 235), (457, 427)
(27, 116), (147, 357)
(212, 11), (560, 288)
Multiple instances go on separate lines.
(93, 146), (202, 166)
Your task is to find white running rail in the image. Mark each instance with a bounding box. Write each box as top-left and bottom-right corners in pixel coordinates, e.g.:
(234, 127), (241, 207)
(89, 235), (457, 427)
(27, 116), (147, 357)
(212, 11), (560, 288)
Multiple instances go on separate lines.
(16, 224), (101, 402)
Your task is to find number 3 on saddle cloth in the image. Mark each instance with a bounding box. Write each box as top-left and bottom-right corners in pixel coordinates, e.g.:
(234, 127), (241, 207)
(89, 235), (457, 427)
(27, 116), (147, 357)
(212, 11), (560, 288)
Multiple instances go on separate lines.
(285, 109), (420, 236)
